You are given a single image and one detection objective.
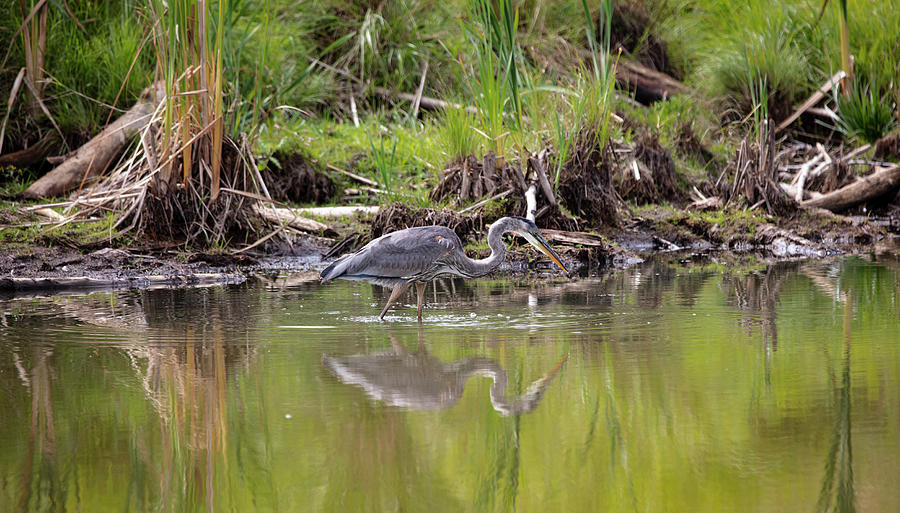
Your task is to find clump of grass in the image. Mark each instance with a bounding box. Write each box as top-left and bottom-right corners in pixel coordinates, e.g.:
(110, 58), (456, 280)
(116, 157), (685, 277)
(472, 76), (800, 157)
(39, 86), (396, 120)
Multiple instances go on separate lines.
(436, 106), (480, 162)
(833, 73), (896, 144)
(368, 133), (398, 198)
(702, 17), (807, 119)
(48, 15), (153, 137)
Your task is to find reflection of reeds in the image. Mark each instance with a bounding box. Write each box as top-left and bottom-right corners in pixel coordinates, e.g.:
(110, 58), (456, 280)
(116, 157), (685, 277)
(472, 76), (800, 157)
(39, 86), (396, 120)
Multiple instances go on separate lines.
(17, 346), (62, 512)
(722, 264), (794, 351)
(125, 329), (231, 510)
(817, 295), (855, 513)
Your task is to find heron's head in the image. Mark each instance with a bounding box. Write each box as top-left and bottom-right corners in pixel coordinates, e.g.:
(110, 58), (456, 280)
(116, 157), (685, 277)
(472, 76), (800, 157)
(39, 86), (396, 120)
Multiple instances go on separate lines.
(507, 217), (568, 274)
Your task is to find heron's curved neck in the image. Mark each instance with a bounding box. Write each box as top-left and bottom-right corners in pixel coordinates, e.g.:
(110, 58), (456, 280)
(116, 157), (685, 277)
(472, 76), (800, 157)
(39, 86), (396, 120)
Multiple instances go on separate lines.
(460, 359), (542, 416)
(464, 218), (511, 277)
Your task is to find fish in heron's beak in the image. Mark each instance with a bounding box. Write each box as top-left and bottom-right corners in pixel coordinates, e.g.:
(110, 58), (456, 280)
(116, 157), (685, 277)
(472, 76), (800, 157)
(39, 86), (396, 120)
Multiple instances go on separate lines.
(522, 231), (569, 274)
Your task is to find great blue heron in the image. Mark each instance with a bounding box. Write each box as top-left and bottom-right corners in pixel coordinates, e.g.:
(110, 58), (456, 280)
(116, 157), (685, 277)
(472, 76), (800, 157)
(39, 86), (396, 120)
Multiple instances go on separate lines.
(320, 216), (568, 319)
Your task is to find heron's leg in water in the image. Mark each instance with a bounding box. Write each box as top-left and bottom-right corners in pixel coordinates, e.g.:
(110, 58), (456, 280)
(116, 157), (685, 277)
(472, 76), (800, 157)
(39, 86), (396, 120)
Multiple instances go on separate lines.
(415, 282), (427, 320)
(380, 282), (411, 319)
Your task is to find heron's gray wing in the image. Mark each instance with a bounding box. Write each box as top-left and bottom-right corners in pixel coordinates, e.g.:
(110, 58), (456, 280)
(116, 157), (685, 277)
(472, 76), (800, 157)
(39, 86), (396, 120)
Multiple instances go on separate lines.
(320, 226), (461, 281)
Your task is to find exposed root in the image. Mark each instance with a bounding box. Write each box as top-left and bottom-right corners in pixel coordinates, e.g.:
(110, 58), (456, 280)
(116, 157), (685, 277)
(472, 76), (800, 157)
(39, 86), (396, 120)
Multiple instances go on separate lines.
(720, 123), (795, 217)
(370, 203), (484, 241)
(616, 134), (683, 205)
(556, 130), (623, 228)
(429, 152), (527, 205)
(138, 139), (260, 243)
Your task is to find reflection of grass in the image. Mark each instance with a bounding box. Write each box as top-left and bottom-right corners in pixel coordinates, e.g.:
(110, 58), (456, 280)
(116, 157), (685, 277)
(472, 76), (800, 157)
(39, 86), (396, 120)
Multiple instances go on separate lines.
(816, 299), (856, 513)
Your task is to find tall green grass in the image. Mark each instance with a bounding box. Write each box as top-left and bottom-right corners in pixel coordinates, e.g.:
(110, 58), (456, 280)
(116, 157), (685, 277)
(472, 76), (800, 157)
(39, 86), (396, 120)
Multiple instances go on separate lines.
(833, 72), (896, 144)
(437, 106), (481, 161)
(0, 1), (153, 142)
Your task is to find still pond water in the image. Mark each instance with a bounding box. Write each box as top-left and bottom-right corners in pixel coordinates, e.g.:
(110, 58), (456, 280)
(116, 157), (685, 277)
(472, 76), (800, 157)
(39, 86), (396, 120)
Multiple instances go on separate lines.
(1, 256), (899, 512)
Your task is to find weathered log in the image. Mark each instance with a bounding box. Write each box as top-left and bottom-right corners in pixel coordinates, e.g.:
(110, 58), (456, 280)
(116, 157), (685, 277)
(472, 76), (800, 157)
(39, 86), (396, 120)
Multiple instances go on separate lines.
(541, 229), (606, 247)
(22, 84), (161, 199)
(252, 203), (337, 236)
(616, 59), (689, 104)
(0, 131), (60, 167)
(801, 164), (900, 212)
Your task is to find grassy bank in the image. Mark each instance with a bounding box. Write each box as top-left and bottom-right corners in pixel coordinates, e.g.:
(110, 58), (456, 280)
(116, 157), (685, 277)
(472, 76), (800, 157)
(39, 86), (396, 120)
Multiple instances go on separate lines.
(0, 0), (898, 255)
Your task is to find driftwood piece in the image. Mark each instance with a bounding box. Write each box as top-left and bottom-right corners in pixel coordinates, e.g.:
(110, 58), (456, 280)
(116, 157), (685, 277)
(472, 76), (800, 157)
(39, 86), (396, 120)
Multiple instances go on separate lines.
(541, 229), (606, 247)
(22, 84), (161, 199)
(252, 203), (336, 235)
(780, 183), (823, 201)
(801, 164), (900, 212)
(296, 205), (379, 217)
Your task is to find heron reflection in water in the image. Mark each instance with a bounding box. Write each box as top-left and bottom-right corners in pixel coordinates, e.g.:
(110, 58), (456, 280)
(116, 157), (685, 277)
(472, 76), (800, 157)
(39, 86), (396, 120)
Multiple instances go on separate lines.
(320, 216), (568, 320)
(322, 330), (568, 416)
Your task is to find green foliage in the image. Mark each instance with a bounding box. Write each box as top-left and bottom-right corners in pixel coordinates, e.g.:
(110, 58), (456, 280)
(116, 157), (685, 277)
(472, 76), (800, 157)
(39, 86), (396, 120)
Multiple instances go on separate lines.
(436, 106), (481, 162)
(833, 72), (897, 144)
(368, 132), (398, 198)
(458, 0), (527, 158)
(700, 12), (807, 116)
(748, 72), (770, 139)
(257, 116), (443, 205)
(0, 1), (153, 140)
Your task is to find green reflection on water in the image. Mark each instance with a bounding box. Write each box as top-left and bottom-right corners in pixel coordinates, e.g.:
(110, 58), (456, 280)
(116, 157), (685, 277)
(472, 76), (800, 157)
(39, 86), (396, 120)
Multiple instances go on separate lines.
(0, 256), (899, 512)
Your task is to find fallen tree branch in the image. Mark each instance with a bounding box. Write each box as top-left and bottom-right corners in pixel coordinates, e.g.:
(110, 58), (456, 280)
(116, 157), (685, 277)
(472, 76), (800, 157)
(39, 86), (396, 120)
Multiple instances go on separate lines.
(251, 203), (336, 235)
(374, 87), (475, 114)
(326, 163), (379, 187)
(457, 188), (513, 214)
(801, 164), (900, 212)
(22, 83), (162, 199)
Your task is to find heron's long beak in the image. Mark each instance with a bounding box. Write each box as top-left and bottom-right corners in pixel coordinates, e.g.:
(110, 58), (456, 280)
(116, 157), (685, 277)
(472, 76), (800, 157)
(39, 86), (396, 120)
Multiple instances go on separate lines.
(523, 231), (569, 274)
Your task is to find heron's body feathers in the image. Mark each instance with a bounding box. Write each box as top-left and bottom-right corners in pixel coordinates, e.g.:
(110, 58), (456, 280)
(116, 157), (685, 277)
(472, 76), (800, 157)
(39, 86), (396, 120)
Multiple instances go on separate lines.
(320, 225), (462, 284)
